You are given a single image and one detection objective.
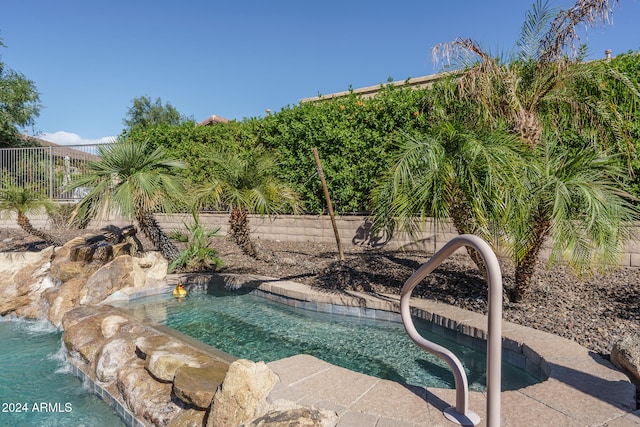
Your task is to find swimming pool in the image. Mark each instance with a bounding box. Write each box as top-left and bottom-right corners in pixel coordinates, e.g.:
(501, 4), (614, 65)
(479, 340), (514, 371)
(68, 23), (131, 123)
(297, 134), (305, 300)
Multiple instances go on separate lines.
(125, 286), (540, 391)
(0, 318), (124, 427)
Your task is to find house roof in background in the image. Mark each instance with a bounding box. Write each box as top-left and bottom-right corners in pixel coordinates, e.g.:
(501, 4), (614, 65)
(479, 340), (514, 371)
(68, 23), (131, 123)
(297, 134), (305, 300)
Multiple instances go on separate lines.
(300, 73), (450, 103)
(198, 115), (230, 126)
(16, 135), (101, 161)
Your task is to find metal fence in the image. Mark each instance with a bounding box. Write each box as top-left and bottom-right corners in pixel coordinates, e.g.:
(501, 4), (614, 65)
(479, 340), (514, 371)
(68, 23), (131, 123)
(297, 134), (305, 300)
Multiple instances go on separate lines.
(0, 144), (104, 201)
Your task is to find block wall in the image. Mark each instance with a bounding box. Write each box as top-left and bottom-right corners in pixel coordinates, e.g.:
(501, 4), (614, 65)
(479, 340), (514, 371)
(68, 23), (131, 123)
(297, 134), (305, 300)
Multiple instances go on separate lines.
(2, 212), (640, 267)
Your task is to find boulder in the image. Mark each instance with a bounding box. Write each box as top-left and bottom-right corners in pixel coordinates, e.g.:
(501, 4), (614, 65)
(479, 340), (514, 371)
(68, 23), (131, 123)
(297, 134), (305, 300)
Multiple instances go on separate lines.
(50, 259), (90, 283)
(77, 252), (168, 306)
(611, 334), (640, 385)
(116, 321), (151, 337)
(67, 230), (139, 263)
(95, 337), (137, 383)
(135, 335), (174, 359)
(62, 306), (155, 376)
(173, 364), (229, 409)
(242, 408), (339, 427)
(145, 343), (214, 382)
(47, 276), (84, 327)
(52, 234), (93, 261)
(60, 299), (267, 427)
(2, 226), (168, 325)
(0, 248), (55, 318)
(167, 409), (206, 427)
(14, 272), (58, 319)
(78, 256), (137, 305)
(0, 250), (52, 280)
(101, 314), (131, 339)
(63, 311), (110, 366)
(112, 242), (132, 258)
(207, 359), (278, 427)
(117, 359), (181, 426)
(135, 251), (168, 288)
(61, 305), (110, 330)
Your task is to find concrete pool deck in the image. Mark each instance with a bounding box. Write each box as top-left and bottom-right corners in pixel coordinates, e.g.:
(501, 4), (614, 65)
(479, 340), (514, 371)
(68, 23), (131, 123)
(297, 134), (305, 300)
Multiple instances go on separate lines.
(156, 273), (640, 426)
(267, 353), (640, 427)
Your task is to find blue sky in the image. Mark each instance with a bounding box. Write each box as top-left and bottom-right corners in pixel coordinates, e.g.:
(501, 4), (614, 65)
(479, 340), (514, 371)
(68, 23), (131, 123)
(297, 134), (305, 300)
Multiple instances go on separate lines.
(1, 0), (639, 145)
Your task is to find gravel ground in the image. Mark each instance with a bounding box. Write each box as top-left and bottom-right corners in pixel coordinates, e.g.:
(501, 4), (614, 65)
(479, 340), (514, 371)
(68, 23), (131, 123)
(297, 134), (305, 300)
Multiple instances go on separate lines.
(1, 227), (639, 359)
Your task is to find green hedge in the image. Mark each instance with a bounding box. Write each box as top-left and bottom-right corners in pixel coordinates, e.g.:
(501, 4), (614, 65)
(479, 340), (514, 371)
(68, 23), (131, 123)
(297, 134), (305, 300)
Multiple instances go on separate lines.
(127, 82), (445, 213)
(126, 52), (640, 213)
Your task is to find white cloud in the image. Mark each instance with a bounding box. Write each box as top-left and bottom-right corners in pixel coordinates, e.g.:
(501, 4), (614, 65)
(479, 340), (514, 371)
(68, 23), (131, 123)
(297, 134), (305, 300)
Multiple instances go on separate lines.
(40, 131), (115, 146)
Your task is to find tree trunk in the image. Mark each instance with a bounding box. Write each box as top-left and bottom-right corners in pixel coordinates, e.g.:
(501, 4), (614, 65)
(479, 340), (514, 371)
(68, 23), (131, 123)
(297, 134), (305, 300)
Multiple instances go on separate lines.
(449, 194), (487, 276)
(16, 212), (64, 246)
(135, 211), (181, 261)
(513, 215), (551, 302)
(229, 207), (258, 258)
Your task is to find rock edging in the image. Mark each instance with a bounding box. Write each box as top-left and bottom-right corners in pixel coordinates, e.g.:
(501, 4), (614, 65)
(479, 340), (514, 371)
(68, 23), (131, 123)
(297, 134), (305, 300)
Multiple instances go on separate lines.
(62, 304), (337, 427)
(62, 304), (230, 426)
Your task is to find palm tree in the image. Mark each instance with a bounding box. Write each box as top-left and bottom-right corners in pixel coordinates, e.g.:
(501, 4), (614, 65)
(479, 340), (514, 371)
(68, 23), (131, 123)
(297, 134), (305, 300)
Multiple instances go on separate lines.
(66, 138), (187, 261)
(372, 123), (527, 271)
(428, 0), (639, 300)
(433, 0), (635, 155)
(195, 146), (300, 258)
(509, 139), (638, 301)
(0, 178), (63, 246)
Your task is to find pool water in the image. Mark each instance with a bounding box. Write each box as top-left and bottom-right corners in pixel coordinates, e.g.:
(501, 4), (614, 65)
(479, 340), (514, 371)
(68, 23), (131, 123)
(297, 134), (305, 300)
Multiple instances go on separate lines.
(0, 318), (124, 427)
(126, 287), (540, 391)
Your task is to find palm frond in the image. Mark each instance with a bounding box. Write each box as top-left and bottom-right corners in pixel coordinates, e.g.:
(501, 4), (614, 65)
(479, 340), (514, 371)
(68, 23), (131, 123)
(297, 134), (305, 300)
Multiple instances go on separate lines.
(371, 126), (528, 250)
(517, 0), (558, 61)
(540, 0), (620, 62)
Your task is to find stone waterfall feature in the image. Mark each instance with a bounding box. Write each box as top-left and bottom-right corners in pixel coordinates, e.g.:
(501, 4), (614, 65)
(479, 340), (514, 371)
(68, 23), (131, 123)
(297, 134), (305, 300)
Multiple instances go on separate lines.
(0, 225), (338, 427)
(0, 225), (165, 322)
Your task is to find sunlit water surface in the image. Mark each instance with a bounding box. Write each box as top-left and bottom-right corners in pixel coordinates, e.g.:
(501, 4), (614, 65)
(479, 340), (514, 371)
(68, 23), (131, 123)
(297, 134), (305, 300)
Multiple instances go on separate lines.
(0, 318), (124, 427)
(126, 288), (540, 391)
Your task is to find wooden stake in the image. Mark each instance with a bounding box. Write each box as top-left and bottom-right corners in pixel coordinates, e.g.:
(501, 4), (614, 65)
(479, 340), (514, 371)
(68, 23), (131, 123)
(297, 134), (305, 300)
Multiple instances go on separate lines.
(312, 147), (345, 261)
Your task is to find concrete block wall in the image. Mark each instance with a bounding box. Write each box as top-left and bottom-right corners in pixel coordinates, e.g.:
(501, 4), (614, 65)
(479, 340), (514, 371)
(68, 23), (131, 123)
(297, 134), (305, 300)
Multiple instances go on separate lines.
(169, 213), (461, 253)
(2, 212), (640, 267)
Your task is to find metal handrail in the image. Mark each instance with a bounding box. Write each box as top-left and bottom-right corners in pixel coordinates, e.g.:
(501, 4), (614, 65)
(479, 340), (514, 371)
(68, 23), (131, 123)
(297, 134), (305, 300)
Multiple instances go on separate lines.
(400, 234), (502, 426)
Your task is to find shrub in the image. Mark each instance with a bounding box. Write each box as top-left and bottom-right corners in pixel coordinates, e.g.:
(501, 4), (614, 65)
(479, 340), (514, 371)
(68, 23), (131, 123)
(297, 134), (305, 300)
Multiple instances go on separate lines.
(169, 212), (223, 273)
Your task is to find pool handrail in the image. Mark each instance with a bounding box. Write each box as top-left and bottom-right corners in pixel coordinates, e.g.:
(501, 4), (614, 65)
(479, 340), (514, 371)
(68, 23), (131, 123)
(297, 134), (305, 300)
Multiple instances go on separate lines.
(400, 234), (502, 426)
